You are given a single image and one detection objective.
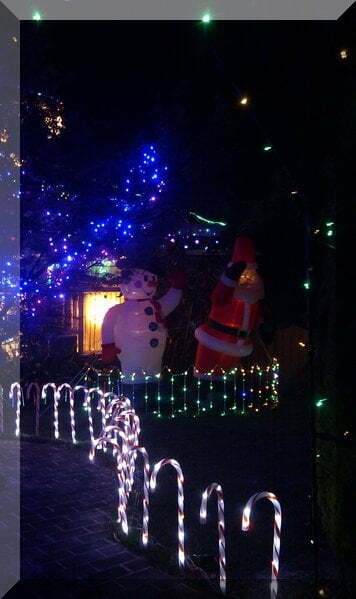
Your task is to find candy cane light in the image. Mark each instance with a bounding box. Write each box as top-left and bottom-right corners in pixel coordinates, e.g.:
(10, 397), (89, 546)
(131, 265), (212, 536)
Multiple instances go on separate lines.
(41, 383), (59, 439)
(200, 483), (226, 594)
(10, 383), (22, 437)
(75, 386), (93, 445)
(90, 435), (128, 532)
(150, 458), (185, 567)
(128, 446), (150, 546)
(242, 491), (282, 599)
(58, 383), (76, 444)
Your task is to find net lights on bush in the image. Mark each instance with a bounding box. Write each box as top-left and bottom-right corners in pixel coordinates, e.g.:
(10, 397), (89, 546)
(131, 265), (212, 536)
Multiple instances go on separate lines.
(84, 360), (279, 418)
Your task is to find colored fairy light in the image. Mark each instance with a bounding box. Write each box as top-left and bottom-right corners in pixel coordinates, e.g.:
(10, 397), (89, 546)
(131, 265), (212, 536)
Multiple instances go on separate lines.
(201, 12), (211, 23)
(240, 97), (249, 105)
(315, 398), (327, 408)
(303, 281), (310, 290)
(264, 145), (273, 151)
(340, 49), (348, 59)
(190, 211), (227, 227)
(32, 10), (42, 21)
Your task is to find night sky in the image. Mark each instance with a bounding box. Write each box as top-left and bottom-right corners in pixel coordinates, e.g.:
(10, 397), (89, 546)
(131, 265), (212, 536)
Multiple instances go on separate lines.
(21, 20), (336, 185)
(21, 20), (339, 326)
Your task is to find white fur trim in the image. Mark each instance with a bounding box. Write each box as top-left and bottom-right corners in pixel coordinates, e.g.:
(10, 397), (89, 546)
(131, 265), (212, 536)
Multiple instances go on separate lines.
(241, 303), (250, 331)
(234, 285), (264, 304)
(195, 327), (253, 357)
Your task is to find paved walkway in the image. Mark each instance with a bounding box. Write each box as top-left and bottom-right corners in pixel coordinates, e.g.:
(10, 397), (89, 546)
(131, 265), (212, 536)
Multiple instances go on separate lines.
(19, 440), (203, 598)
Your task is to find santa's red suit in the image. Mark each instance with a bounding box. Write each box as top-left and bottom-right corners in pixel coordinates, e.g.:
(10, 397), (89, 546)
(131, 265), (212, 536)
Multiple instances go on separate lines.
(194, 237), (265, 377)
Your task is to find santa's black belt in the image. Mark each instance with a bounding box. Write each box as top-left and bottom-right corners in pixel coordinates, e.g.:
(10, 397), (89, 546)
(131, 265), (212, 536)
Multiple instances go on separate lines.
(207, 318), (249, 339)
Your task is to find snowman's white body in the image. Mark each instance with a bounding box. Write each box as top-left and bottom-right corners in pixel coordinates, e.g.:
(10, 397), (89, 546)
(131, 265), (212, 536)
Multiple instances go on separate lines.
(102, 269), (182, 383)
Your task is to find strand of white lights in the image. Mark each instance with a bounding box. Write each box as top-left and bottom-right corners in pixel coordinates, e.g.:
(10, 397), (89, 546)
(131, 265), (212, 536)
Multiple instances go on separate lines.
(128, 446), (150, 546)
(27, 382), (41, 436)
(150, 458), (185, 567)
(242, 491), (282, 599)
(41, 383), (58, 439)
(58, 384), (76, 445)
(200, 483), (226, 594)
(10, 383), (22, 437)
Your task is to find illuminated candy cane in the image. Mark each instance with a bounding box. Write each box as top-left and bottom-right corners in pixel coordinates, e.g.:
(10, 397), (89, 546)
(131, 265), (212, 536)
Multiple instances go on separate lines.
(128, 446), (150, 546)
(115, 411), (140, 494)
(242, 491), (282, 599)
(200, 483), (226, 594)
(27, 383), (41, 436)
(90, 435), (127, 532)
(110, 418), (132, 495)
(58, 384), (76, 444)
(75, 386), (93, 447)
(99, 392), (120, 439)
(10, 383), (23, 437)
(42, 383), (59, 439)
(93, 389), (107, 448)
(150, 458), (185, 567)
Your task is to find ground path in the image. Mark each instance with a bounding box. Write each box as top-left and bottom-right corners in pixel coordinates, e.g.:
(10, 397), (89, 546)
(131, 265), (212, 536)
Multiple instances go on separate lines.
(16, 440), (203, 598)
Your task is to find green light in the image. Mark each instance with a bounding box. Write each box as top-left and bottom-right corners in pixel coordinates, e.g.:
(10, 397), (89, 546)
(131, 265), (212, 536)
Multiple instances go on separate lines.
(303, 281), (310, 290)
(327, 230), (333, 237)
(326, 222), (334, 227)
(201, 12), (211, 23)
(264, 145), (273, 151)
(316, 398), (327, 407)
(32, 10), (42, 21)
(190, 211), (227, 227)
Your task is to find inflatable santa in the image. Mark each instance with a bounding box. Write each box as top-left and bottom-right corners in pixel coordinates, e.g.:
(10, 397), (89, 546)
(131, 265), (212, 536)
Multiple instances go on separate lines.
(194, 236), (266, 378)
(101, 267), (185, 383)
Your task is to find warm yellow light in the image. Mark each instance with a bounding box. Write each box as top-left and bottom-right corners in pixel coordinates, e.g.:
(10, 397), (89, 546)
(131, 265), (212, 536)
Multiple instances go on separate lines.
(340, 49), (348, 60)
(240, 97), (248, 105)
(0, 129), (9, 143)
(85, 292), (123, 326)
(298, 341), (306, 348)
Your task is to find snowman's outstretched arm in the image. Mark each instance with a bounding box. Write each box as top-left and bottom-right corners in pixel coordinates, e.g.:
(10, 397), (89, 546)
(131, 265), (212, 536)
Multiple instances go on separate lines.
(101, 304), (122, 363)
(159, 271), (186, 317)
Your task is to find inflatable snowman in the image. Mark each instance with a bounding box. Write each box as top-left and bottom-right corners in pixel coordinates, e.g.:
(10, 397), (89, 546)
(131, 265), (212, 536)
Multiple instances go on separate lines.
(102, 267), (185, 383)
(194, 236), (266, 378)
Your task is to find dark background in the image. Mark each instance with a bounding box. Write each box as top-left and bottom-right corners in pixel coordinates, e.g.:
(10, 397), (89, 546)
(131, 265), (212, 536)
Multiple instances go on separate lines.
(20, 20), (338, 329)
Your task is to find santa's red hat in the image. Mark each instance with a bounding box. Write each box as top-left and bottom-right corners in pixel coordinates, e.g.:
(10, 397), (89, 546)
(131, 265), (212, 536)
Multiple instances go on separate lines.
(232, 236), (256, 264)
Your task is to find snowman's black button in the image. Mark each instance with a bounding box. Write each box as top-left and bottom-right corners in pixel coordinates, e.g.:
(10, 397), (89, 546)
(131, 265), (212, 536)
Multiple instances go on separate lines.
(145, 306), (154, 315)
(150, 338), (159, 347)
(149, 322), (158, 331)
